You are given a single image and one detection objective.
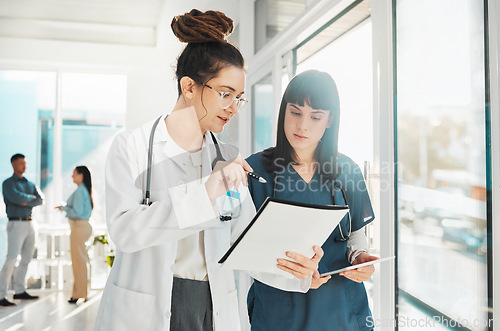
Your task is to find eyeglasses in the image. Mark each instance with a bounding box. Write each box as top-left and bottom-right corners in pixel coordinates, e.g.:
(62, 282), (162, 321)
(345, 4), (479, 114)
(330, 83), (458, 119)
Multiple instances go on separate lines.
(204, 84), (248, 110)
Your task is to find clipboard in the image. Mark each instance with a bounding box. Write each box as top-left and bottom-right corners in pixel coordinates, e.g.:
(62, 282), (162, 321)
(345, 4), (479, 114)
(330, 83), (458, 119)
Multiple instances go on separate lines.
(218, 197), (349, 278)
(320, 256), (395, 277)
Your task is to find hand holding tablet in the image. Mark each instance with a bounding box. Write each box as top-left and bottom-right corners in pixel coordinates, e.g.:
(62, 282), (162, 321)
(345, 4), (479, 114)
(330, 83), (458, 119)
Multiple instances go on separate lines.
(320, 256), (395, 277)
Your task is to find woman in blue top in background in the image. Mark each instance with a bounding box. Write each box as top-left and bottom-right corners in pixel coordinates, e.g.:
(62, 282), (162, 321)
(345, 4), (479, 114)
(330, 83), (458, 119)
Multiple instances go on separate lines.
(56, 166), (93, 304)
(246, 70), (378, 330)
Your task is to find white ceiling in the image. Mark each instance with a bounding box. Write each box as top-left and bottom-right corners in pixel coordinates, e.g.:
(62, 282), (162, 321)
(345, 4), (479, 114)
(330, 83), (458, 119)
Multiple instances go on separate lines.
(0, 0), (163, 46)
(0, 0), (309, 52)
(0, 0), (239, 47)
(0, 0), (163, 26)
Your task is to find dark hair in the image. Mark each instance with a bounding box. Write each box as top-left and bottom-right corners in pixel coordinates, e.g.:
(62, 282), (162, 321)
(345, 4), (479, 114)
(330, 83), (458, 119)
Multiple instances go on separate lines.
(10, 153), (25, 163)
(75, 166), (93, 209)
(263, 70), (341, 182)
(171, 9), (244, 96)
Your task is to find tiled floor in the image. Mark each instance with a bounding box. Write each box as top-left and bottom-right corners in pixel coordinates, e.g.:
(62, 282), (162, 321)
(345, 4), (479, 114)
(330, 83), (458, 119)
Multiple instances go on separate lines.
(0, 288), (458, 330)
(0, 290), (102, 331)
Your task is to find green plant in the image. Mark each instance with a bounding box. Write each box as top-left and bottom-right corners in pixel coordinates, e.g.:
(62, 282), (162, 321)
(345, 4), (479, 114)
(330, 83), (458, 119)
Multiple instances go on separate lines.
(93, 234), (109, 245)
(92, 234), (115, 267)
(106, 251), (115, 268)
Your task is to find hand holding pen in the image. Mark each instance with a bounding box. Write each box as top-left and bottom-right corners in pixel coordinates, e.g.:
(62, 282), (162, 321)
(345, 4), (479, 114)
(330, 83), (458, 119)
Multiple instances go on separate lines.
(246, 171), (267, 183)
(205, 156), (252, 200)
(205, 156), (267, 201)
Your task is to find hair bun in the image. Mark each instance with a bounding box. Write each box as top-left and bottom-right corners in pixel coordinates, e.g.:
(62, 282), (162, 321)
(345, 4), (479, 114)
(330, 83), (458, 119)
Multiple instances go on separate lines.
(171, 9), (234, 43)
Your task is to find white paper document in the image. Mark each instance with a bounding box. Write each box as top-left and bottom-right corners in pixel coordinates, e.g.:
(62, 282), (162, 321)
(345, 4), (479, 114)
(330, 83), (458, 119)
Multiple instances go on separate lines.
(219, 197), (348, 278)
(320, 256), (395, 277)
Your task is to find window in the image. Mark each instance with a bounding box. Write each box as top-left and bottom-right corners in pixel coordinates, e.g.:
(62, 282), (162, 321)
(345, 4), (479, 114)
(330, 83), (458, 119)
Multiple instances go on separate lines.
(0, 70), (56, 270)
(0, 69), (126, 290)
(296, 17), (373, 167)
(252, 73), (274, 152)
(0, 71), (56, 217)
(59, 73), (126, 225)
(294, 0), (374, 307)
(396, 0), (490, 327)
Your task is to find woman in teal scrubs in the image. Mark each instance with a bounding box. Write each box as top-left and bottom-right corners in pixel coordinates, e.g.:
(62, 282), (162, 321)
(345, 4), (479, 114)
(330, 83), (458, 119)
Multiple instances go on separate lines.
(246, 70), (378, 330)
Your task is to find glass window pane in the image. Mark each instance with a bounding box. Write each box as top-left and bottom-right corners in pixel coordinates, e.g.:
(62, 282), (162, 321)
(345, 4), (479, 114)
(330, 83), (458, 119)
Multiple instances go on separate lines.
(252, 73), (274, 152)
(0, 71), (126, 291)
(61, 72), (126, 125)
(0, 70), (56, 216)
(297, 20), (373, 167)
(0, 70), (56, 267)
(295, 13), (374, 311)
(295, 0), (371, 66)
(396, 0), (488, 327)
(59, 73), (126, 226)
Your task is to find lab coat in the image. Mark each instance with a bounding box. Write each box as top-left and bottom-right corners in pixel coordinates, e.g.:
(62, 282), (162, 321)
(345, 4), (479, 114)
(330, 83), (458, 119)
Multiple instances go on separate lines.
(94, 114), (311, 331)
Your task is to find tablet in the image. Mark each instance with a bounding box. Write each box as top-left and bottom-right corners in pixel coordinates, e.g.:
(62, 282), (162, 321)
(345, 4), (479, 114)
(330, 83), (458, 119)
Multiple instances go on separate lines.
(320, 256), (395, 277)
(219, 197), (348, 278)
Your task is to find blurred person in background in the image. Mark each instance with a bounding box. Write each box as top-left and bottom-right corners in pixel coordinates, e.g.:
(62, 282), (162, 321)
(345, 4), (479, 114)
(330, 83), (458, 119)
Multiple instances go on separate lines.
(0, 153), (43, 307)
(55, 165), (93, 304)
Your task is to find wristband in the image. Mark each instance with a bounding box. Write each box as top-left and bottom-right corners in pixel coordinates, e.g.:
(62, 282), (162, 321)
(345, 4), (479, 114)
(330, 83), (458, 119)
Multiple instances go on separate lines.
(349, 249), (369, 264)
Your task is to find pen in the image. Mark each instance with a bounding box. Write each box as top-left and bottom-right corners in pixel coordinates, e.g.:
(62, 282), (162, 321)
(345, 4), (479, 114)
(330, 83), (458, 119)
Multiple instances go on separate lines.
(246, 172), (267, 183)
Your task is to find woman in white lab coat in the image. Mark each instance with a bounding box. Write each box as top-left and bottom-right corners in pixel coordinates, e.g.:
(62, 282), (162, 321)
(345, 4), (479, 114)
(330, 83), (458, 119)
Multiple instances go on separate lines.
(94, 9), (324, 331)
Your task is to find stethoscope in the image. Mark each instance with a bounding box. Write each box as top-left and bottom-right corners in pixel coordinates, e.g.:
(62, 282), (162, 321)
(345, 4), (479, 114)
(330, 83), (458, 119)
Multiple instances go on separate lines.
(270, 170), (352, 242)
(142, 115), (236, 222)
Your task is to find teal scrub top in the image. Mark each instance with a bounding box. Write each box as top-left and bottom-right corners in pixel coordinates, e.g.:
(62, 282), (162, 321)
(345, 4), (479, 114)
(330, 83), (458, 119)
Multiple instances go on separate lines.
(246, 150), (375, 331)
